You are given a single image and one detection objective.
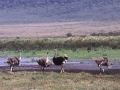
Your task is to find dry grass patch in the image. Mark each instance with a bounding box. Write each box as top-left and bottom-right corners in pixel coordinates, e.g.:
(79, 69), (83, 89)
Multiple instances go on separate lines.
(0, 22), (120, 39)
(0, 71), (119, 90)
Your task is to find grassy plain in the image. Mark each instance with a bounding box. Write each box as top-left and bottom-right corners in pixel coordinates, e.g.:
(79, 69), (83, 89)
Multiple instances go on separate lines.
(0, 22), (120, 39)
(0, 22), (120, 60)
(0, 47), (120, 60)
(0, 36), (120, 60)
(0, 1), (120, 89)
(0, 22), (120, 90)
(0, 71), (120, 90)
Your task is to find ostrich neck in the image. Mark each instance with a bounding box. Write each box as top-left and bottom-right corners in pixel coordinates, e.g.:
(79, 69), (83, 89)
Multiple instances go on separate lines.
(54, 51), (57, 58)
(46, 54), (49, 63)
(46, 53), (49, 63)
(19, 52), (21, 60)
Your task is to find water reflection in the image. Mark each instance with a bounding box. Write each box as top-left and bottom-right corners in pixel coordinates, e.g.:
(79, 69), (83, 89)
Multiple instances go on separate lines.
(0, 57), (40, 66)
(0, 57), (118, 67)
(0, 57), (80, 66)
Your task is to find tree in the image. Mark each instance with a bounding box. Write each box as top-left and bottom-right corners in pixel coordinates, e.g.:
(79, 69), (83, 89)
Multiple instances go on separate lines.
(66, 33), (72, 37)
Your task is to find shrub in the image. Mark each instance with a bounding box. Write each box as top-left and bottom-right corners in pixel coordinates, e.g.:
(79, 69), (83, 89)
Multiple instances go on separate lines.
(66, 33), (72, 37)
(16, 37), (20, 39)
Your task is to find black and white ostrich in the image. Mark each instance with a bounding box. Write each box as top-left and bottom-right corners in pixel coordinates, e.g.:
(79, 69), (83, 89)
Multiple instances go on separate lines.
(53, 49), (68, 73)
(36, 52), (52, 74)
(93, 57), (113, 73)
(4, 50), (22, 72)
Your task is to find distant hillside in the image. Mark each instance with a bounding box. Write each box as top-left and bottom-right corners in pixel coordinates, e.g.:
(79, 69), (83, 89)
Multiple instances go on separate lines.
(0, 0), (120, 24)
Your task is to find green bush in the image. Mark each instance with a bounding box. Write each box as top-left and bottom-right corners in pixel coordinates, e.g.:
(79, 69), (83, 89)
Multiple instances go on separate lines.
(0, 36), (120, 50)
(66, 33), (72, 37)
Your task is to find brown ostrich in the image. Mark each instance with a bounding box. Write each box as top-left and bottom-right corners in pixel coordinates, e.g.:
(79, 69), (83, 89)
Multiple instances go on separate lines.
(36, 52), (52, 74)
(4, 50), (22, 72)
(53, 49), (68, 73)
(93, 57), (113, 73)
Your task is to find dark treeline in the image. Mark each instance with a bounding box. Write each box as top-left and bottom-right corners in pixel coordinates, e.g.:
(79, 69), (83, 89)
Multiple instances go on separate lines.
(0, 36), (120, 51)
(0, 0), (120, 9)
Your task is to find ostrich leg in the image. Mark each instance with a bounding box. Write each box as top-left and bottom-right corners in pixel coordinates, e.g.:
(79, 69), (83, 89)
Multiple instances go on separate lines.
(60, 64), (64, 73)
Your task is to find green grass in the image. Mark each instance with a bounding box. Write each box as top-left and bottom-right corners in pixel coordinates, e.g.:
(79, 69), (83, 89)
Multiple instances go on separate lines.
(1, 36), (120, 51)
(0, 71), (119, 90)
(0, 47), (120, 60)
(0, 36), (120, 60)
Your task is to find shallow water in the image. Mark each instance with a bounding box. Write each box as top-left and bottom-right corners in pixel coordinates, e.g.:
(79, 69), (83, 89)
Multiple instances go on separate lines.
(0, 58), (82, 66)
(0, 57), (120, 74)
(0, 57), (89, 66)
(0, 57), (120, 68)
(0, 57), (40, 66)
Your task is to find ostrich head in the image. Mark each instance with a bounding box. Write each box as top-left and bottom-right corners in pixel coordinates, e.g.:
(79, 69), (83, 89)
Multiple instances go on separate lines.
(63, 54), (68, 63)
(64, 54), (68, 60)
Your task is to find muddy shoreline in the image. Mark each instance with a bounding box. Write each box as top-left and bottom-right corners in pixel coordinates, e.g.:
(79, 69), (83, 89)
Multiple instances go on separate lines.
(1, 62), (120, 74)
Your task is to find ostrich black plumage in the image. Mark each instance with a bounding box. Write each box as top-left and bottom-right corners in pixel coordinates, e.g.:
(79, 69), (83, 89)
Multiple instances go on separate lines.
(53, 49), (68, 73)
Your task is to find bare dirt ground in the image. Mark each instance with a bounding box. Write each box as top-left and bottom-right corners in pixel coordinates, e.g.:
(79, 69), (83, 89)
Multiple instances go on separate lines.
(0, 21), (120, 39)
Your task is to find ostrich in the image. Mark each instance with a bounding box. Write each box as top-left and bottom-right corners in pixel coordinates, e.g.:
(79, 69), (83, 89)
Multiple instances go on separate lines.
(93, 57), (113, 73)
(36, 52), (52, 74)
(4, 50), (22, 72)
(53, 49), (68, 73)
